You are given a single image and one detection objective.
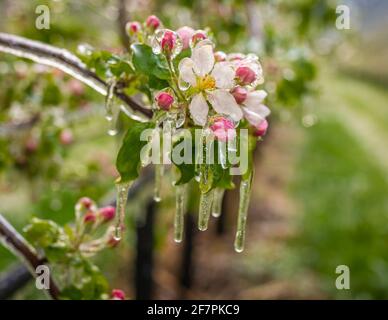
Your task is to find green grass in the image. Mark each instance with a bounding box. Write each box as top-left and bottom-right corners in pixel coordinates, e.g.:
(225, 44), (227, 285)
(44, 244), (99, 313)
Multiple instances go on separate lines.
(289, 71), (388, 299)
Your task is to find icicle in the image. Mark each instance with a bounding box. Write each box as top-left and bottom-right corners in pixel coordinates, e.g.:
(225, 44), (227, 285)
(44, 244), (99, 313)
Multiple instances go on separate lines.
(107, 101), (120, 136)
(198, 189), (214, 231)
(153, 164), (164, 202)
(212, 188), (225, 218)
(105, 79), (116, 121)
(114, 181), (132, 241)
(218, 140), (228, 169)
(234, 171), (253, 253)
(174, 184), (187, 242)
(175, 109), (186, 128)
(197, 128), (214, 193)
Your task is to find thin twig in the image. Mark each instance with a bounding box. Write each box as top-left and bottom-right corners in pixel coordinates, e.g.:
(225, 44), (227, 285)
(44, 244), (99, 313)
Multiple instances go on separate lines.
(0, 32), (152, 118)
(0, 214), (60, 299)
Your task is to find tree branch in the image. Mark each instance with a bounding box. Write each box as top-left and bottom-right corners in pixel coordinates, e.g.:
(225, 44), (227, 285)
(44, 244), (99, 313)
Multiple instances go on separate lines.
(0, 32), (152, 119)
(0, 214), (60, 299)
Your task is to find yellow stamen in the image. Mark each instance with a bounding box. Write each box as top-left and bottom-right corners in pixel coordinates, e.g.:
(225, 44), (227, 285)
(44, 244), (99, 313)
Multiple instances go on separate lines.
(197, 74), (216, 91)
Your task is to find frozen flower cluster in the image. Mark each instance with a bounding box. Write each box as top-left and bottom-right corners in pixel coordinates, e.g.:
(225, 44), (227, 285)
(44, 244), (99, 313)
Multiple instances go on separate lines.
(126, 16), (270, 141)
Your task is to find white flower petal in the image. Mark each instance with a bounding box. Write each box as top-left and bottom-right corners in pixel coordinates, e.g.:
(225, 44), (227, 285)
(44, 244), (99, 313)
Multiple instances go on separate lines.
(243, 90), (268, 108)
(178, 57), (197, 86)
(242, 104), (270, 127)
(207, 90), (243, 122)
(192, 44), (214, 76)
(189, 93), (209, 126)
(211, 62), (235, 89)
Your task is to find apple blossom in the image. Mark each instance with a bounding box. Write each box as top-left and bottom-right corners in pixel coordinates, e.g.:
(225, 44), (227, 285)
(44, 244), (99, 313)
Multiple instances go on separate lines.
(111, 289), (125, 300)
(254, 119), (269, 137)
(210, 117), (236, 142)
(126, 21), (141, 36)
(231, 86), (248, 104)
(84, 211), (96, 223)
(146, 15), (160, 30)
(178, 41), (242, 125)
(177, 26), (195, 50)
(60, 129), (74, 145)
(99, 206), (116, 222)
(155, 91), (174, 110)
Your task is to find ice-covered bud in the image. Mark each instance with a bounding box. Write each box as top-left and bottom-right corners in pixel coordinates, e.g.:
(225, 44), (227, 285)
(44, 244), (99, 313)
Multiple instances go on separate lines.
(83, 211), (96, 223)
(67, 79), (84, 96)
(99, 206), (116, 222)
(254, 119), (269, 137)
(236, 66), (256, 85)
(155, 92), (174, 110)
(107, 235), (121, 247)
(176, 26), (195, 50)
(79, 197), (93, 209)
(60, 129), (73, 145)
(25, 136), (39, 153)
(146, 15), (160, 30)
(231, 87), (248, 104)
(214, 51), (227, 62)
(210, 117), (236, 142)
(126, 21), (141, 36)
(111, 289), (125, 300)
(161, 30), (176, 54)
(190, 31), (207, 47)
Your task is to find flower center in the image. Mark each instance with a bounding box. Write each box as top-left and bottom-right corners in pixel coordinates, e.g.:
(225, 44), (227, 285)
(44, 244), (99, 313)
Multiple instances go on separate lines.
(196, 74), (216, 91)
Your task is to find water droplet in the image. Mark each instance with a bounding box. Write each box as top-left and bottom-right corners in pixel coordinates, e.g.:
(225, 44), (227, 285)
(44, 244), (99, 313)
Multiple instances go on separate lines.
(175, 109), (186, 128)
(212, 188), (225, 218)
(234, 171), (253, 253)
(198, 189), (214, 231)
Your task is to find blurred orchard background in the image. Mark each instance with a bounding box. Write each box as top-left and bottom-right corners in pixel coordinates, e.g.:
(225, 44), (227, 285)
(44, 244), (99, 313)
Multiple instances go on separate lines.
(1, 0), (388, 299)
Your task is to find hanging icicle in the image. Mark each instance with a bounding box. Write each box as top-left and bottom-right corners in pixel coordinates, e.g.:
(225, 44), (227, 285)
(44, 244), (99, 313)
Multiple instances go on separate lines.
(114, 181), (132, 241)
(174, 184), (187, 242)
(212, 188), (225, 218)
(234, 171), (253, 253)
(105, 78), (116, 121)
(107, 102), (120, 136)
(153, 163), (164, 202)
(198, 189), (214, 231)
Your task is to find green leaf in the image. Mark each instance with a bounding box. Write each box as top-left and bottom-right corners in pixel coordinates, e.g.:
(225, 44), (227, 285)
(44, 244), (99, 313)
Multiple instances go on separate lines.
(116, 120), (155, 183)
(23, 218), (61, 248)
(131, 44), (170, 80)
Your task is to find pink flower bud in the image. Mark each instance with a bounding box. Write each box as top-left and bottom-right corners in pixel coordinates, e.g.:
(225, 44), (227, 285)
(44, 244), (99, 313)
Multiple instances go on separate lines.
(254, 119), (269, 137)
(83, 211), (96, 223)
(60, 129), (73, 145)
(126, 21), (141, 35)
(214, 51), (227, 62)
(99, 206), (116, 222)
(79, 197), (93, 209)
(161, 30), (176, 54)
(25, 136), (39, 153)
(67, 79), (84, 96)
(236, 66), (256, 85)
(156, 92), (174, 110)
(191, 31), (207, 47)
(210, 117), (236, 142)
(111, 289), (125, 300)
(231, 87), (248, 104)
(146, 15), (160, 30)
(107, 235), (120, 248)
(176, 26), (195, 50)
